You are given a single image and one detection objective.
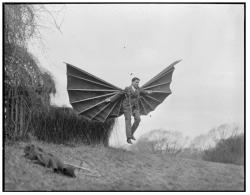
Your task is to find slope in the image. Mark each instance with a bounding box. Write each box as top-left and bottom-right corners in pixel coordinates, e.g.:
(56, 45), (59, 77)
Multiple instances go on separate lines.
(4, 141), (244, 191)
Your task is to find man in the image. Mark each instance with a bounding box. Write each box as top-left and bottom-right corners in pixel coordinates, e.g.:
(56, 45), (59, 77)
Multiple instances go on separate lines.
(105, 77), (153, 144)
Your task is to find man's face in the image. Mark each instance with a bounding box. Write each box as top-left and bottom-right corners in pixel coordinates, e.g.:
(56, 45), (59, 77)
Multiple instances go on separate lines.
(132, 80), (140, 88)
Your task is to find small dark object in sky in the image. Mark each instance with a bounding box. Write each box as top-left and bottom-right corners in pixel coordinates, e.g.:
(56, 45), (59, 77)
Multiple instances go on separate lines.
(130, 73), (133, 75)
(124, 47), (125, 49)
(150, 115), (151, 117)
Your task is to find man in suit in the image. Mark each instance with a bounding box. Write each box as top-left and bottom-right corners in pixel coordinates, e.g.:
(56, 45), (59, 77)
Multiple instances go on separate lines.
(105, 77), (153, 144)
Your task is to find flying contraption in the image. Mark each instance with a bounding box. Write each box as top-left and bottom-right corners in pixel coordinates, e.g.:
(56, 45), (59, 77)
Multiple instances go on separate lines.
(65, 60), (181, 122)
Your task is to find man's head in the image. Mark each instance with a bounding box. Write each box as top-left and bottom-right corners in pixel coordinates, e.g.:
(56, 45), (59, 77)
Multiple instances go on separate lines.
(132, 77), (140, 88)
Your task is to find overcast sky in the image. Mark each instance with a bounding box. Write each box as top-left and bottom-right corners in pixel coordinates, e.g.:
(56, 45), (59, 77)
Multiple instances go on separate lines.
(34, 4), (244, 146)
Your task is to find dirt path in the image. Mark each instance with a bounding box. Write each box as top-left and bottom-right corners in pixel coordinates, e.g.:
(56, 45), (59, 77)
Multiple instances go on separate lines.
(4, 141), (244, 191)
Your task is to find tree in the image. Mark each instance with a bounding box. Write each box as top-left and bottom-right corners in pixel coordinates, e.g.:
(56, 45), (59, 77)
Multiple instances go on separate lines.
(202, 133), (244, 165)
(130, 129), (189, 155)
(4, 4), (65, 139)
(4, 4), (65, 48)
(189, 134), (213, 153)
(187, 123), (243, 162)
(208, 123), (241, 144)
(189, 123), (242, 153)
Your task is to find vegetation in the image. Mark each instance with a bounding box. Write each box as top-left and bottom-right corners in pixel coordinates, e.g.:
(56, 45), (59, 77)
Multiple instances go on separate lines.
(31, 106), (116, 146)
(4, 4), (116, 145)
(129, 124), (244, 166)
(129, 129), (189, 155)
(202, 133), (244, 166)
(188, 124), (244, 165)
(4, 43), (56, 140)
(5, 141), (244, 191)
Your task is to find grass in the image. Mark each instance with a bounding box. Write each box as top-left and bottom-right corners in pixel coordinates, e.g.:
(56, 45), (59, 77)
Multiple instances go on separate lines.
(4, 141), (244, 191)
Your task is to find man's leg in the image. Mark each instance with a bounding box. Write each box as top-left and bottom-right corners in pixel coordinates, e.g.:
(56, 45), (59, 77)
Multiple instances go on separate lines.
(131, 110), (141, 135)
(124, 108), (132, 139)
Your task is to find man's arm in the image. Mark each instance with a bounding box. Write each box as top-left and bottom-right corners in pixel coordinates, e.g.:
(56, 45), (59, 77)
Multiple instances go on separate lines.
(104, 89), (127, 102)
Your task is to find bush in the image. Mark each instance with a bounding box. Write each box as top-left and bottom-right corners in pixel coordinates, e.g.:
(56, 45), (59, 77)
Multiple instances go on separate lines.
(30, 106), (116, 146)
(202, 134), (244, 166)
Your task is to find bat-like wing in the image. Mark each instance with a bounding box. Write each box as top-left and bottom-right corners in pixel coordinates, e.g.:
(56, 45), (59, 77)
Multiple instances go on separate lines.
(139, 60), (181, 115)
(65, 63), (124, 122)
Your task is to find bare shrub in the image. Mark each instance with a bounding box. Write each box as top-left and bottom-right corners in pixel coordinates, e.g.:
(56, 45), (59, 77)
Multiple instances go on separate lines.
(189, 134), (213, 153)
(130, 129), (189, 155)
(208, 123), (241, 144)
(4, 4), (65, 48)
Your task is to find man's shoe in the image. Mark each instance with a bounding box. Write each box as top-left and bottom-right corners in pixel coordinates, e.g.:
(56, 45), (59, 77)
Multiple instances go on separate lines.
(131, 135), (136, 141)
(127, 138), (133, 144)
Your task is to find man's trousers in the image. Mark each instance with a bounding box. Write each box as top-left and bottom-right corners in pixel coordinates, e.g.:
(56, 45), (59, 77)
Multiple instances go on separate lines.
(123, 108), (141, 139)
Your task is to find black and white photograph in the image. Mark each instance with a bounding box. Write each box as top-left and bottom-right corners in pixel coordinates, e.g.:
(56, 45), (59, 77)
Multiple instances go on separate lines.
(3, 2), (245, 191)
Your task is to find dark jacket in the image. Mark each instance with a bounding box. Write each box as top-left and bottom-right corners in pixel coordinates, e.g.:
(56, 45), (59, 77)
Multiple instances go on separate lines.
(110, 85), (150, 111)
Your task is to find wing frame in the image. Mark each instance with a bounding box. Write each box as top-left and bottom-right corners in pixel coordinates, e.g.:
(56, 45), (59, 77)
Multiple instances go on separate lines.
(139, 60), (182, 116)
(65, 60), (181, 121)
(65, 62), (125, 122)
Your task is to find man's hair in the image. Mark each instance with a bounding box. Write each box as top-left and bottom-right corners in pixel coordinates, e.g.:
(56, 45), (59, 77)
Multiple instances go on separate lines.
(132, 77), (140, 82)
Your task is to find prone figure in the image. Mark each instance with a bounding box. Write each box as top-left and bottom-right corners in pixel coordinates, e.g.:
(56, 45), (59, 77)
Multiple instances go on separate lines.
(23, 144), (76, 177)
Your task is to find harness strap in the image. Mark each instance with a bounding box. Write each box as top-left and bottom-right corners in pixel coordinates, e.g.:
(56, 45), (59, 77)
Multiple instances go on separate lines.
(128, 91), (133, 116)
(137, 89), (140, 113)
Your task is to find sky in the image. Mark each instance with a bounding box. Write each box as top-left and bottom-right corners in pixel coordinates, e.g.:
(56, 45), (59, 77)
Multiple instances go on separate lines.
(31, 4), (244, 146)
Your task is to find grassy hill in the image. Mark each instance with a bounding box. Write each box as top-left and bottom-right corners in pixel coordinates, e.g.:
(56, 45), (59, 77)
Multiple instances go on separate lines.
(4, 141), (244, 191)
